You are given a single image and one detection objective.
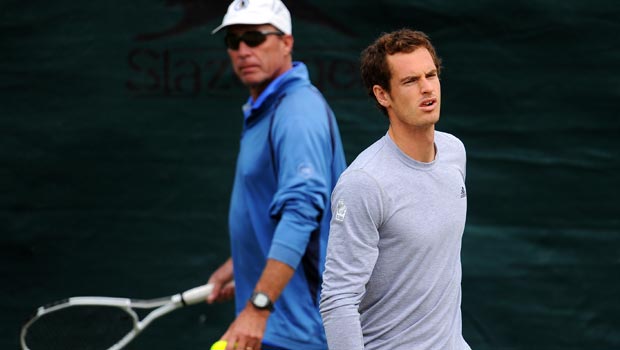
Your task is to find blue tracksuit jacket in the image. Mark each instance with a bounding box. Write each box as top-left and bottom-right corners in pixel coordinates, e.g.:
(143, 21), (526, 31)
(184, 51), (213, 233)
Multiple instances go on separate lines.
(228, 62), (346, 350)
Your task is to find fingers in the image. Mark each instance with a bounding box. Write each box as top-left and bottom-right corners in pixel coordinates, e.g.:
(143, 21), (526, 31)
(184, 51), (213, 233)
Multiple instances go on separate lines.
(207, 258), (235, 304)
(208, 280), (236, 304)
(222, 331), (261, 350)
(221, 309), (265, 350)
(221, 281), (236, 299)
(206, 281), (222, 304)
(222, 338), (260, 350)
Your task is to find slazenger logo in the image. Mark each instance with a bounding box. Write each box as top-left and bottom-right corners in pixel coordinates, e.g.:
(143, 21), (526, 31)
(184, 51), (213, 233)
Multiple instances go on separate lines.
(133, 0), (355, 42)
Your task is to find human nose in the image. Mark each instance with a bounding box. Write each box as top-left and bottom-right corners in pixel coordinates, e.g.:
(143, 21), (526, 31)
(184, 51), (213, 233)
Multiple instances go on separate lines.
(236, 41), (252, 56)
(419, 77), (433, 94)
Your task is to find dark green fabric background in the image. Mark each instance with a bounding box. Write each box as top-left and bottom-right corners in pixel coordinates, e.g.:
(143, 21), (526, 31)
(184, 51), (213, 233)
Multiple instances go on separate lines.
(2, 1), (619, 349)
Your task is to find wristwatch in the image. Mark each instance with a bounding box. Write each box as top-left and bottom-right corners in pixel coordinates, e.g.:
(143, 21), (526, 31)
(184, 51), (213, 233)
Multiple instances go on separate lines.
(249, 291), (275, 311)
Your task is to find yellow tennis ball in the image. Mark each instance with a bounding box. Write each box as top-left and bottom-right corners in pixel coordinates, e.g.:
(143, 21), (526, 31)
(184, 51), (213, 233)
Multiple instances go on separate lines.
(210, 340), (227, 350)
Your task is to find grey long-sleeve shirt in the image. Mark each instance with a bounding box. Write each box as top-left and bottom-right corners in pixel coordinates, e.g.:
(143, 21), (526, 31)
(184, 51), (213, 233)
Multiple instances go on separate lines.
(320, 132), (471, 350)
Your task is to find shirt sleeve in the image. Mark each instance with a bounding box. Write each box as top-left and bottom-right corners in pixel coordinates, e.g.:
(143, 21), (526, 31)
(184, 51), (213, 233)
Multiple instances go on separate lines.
(319, 169), (384, 350)
(267, 89), (333, 269)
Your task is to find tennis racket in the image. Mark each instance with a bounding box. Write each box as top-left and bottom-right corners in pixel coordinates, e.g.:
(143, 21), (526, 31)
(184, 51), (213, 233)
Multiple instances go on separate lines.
(20, 283), (214, 350)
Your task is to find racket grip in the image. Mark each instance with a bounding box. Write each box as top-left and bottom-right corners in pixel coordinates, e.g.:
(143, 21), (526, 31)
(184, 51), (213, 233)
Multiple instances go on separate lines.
(181, 284), (214, 305)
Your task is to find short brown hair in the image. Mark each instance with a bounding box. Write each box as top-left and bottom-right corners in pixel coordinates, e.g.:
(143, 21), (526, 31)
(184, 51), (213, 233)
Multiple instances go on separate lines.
(360, 29), (442, 116)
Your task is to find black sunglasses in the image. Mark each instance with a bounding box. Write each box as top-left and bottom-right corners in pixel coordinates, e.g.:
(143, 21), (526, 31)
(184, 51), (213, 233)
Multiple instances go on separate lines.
(224, 30), (284, 50)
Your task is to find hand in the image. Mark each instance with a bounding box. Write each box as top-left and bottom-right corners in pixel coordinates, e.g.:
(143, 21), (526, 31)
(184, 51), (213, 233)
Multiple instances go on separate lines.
(208, 280), (235, 304)
(220, 305), (269, 350)
(207, 258), (235, 304)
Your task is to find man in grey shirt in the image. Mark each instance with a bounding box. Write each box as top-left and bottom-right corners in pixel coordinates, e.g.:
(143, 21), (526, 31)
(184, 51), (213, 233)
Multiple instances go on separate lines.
(320, 29), (471, 350)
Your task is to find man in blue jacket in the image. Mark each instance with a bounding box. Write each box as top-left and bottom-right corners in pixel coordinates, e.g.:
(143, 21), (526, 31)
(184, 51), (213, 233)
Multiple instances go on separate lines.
(206, 1), (346, 350)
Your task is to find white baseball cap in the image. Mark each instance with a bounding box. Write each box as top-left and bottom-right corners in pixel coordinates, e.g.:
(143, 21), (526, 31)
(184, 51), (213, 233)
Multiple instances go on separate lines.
(212, 0), (292, 35)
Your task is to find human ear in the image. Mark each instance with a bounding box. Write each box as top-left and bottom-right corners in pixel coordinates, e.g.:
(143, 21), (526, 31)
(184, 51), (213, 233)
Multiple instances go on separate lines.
(282, 35), (294, 55)
(373, 85), (390, 108)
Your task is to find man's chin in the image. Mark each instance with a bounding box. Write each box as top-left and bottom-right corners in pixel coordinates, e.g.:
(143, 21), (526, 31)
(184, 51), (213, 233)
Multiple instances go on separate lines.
(241, 77), (266, 88)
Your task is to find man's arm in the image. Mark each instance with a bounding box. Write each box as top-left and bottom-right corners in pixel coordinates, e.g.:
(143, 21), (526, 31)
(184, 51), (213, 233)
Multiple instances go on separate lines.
(320, 170), (383, 350)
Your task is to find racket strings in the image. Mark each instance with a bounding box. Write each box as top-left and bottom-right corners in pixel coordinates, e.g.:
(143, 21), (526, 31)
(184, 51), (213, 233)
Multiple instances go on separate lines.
(24, 306), (135, 350)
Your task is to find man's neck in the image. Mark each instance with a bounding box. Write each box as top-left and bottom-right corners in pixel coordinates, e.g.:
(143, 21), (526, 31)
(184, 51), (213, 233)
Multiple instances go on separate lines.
(388, 125), (436, 163)
(249, 84), (269, 102)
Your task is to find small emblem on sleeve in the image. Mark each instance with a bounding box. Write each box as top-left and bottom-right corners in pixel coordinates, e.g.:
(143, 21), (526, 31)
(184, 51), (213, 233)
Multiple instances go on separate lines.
(335, 199), (347, 222)
(297, 163), (313, 179)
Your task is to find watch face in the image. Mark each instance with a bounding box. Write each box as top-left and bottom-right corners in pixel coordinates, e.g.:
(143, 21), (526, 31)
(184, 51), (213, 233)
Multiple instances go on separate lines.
(254, 293), (269, 307)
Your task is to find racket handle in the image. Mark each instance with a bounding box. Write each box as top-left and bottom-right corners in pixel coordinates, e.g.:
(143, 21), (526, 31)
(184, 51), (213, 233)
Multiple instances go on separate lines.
(182, 284), (214, 305)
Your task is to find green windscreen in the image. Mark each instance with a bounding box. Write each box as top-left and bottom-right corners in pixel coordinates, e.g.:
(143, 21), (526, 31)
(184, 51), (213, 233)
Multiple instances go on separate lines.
(2, 1), (619, 349)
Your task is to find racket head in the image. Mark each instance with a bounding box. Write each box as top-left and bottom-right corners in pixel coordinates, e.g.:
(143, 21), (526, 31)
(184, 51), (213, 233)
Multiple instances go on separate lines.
(21, 300), (138, 350)
(20, 284), (213, 350)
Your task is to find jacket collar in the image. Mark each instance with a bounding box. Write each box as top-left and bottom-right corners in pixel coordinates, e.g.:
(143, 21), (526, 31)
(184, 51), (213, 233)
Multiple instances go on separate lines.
(242, 61), (310, 120)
